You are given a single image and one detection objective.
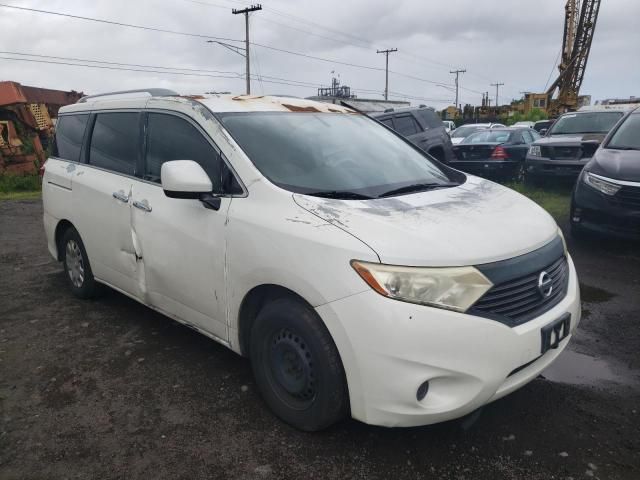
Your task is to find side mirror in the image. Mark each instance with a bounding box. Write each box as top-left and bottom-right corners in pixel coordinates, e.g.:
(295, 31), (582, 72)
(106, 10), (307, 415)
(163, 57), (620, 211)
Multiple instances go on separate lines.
(539, 128), (548, 136)
(161, 160), (221, 210)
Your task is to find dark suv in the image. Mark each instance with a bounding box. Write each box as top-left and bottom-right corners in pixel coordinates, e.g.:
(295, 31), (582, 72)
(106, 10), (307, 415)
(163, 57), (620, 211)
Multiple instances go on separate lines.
(524, 109), (627, 184)
(372, 106), (454, 162)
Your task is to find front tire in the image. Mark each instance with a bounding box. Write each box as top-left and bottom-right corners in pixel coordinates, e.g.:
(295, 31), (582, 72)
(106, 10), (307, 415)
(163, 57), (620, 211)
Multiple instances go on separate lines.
(250, 297), (348, 431)
(61, 227), (100, 299)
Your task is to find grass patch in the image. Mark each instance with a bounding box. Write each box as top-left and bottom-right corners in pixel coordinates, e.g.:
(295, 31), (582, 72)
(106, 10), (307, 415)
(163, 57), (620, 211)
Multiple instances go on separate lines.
(0, 174), (41, 201)
(503, 182), (572, 222)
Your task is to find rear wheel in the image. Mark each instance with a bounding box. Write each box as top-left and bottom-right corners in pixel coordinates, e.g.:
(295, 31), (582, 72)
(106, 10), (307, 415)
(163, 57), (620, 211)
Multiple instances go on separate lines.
(250, 297), (348, 431)
(61, 227), (100, 299)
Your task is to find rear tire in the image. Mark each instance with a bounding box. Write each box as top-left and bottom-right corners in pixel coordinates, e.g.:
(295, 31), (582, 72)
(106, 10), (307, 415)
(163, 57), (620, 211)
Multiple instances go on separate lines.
(250, 297), (348, 431)
(61, 227), (100, 299)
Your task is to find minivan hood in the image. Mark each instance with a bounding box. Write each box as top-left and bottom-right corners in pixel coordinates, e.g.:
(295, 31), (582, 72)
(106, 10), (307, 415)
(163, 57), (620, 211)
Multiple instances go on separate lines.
(587, 148), (640, 182)
(293, 177), (558, 267)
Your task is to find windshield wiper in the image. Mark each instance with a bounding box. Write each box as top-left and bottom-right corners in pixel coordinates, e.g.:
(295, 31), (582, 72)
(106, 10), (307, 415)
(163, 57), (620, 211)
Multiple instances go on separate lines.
(378, 182), (460, 198)
(608, 145), (639, 151)
(306, 190), (374, 200)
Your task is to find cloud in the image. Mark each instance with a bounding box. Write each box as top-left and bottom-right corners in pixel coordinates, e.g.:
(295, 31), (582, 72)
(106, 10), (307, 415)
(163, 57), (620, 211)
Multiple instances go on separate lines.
(0, 0), (637, 109)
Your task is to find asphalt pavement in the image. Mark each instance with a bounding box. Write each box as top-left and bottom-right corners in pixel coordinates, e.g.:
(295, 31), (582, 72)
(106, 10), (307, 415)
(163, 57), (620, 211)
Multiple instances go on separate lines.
(1, 199), (639, 479)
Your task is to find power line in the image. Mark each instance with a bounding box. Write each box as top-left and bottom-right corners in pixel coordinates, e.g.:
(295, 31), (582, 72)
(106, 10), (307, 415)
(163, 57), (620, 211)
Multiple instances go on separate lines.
(0, 52), (450, 103)
(0, 3), (243, 43)
(490, 82), (505, 107)
(0, 50), (240, 75)
(0, 3), (455, 89)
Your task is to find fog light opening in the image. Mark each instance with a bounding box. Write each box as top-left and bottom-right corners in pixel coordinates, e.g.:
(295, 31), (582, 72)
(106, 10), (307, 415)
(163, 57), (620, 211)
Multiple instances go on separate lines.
(416, 381), (430, 401)
(572, 207), (582, 223)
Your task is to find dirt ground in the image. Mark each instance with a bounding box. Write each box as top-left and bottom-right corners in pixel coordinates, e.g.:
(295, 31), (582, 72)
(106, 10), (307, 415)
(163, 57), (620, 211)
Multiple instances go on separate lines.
(1, 199), (639, 480)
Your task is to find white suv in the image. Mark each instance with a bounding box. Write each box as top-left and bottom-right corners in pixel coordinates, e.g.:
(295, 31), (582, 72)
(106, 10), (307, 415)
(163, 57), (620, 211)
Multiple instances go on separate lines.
(43, 90), (581, 431)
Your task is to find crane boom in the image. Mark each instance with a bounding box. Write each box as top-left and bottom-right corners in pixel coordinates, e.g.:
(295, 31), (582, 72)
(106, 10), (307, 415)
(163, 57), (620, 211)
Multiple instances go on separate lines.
(546, 0), (601, 116)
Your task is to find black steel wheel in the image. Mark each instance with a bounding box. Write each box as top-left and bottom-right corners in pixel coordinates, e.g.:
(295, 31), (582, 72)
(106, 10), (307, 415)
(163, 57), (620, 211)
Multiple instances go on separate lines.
(250, 297), (348, 431)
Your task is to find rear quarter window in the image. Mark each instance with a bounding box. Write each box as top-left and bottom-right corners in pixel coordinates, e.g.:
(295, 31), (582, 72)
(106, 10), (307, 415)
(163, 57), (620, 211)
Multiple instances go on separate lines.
(415, 109), (444, 129)
(53, 114), (90, 162)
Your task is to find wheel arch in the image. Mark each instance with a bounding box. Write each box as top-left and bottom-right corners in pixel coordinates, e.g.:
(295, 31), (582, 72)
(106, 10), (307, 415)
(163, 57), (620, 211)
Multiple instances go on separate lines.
(237, 284), (311, 357)
(54, 219), (76, 261)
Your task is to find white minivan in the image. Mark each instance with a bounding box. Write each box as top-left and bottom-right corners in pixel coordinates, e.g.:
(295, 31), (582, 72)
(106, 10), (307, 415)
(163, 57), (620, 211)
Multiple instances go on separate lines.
(43, 90), (581, 431)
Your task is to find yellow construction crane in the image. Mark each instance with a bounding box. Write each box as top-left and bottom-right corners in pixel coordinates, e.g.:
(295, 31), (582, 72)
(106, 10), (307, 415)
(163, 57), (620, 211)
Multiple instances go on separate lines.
(545, 0), (601, 116)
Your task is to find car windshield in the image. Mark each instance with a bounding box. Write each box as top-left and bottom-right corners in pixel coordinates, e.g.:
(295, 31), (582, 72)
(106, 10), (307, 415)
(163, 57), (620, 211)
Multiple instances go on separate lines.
(548, 112), (623, 135)
(462, 130), (513, 144)
(606, 113), (640, 150)
(219, 112), (456, 198)
(451, 126), (485, 138)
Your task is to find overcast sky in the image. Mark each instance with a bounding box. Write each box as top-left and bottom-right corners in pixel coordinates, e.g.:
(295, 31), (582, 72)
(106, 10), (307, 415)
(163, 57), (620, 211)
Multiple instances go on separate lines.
(0, 0), (638, 109)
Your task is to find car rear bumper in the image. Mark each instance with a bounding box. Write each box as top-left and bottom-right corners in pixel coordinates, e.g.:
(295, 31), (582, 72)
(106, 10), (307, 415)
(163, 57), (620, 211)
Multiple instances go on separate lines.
(316, 256), (581, 427)
(571, 182), (640, 239)
(525, 157), (588, 179)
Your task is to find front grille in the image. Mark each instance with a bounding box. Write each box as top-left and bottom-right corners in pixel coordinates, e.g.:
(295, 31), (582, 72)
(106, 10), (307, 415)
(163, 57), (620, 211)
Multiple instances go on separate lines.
(541, 146), (581, 160)
(471, 256), (569, 326)
(613, 185), (640, 210)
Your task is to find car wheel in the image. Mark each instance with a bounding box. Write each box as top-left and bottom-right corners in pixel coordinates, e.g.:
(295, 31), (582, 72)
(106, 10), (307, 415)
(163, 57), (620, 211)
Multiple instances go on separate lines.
(61, 227), (100, 299)
(250, 297), (349, 431)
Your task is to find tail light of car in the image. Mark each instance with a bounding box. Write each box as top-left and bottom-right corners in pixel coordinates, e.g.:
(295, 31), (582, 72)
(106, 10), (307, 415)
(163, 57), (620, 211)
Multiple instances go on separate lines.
(490, 146), (509, 160)
(39, 161), (47, 180)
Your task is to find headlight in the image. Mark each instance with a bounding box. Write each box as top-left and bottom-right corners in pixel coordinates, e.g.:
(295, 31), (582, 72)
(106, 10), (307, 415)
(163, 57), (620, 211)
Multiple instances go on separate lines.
(583, 172), (621, 196)
(528, 145), (542, 157)
(351, 261), (493, 312)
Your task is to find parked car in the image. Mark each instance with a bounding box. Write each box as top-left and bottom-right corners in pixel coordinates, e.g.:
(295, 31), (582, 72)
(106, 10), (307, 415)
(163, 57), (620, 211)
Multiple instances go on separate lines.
(533, 120), (554, 134)
(511, 121), (535, 128)
(450, 123), (505, 144)
(571, 107), (640, 239)
(372, 106), (454, 162)
(524, 109), (628, 185)
(43, 90), (581, 431)
(443, 120), (456, 133)
(450, 128), (541, 180)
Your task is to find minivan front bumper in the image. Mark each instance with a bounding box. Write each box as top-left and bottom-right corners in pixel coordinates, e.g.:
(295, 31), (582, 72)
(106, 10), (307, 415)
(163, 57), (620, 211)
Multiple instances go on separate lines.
(316, 255), (580, 427)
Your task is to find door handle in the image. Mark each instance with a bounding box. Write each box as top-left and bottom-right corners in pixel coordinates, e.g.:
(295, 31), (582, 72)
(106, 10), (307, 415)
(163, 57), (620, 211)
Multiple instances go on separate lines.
(112, 191), (129, 203)
(132, 200), (152, 213)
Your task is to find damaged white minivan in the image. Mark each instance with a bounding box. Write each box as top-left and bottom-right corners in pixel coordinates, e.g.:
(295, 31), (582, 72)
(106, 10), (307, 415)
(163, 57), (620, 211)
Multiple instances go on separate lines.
(43, 90), (580, 431)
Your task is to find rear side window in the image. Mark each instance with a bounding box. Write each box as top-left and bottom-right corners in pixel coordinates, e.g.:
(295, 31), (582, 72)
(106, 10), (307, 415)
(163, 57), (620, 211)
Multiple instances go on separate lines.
(54, 114), (89, 162)
(393, 115), (420, 136)
(415, 109), (443, 129)
(145, 113), (234, 192)
(380, 118), (394, 128)
(89, 113), (140, 176)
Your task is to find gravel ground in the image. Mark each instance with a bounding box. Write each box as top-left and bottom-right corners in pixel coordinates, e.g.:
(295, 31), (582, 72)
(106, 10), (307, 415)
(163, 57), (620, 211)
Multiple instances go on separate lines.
(1, 199), (639, 480)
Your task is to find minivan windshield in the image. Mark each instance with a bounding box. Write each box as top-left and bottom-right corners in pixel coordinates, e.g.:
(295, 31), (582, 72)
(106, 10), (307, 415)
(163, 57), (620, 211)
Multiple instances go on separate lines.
(219, 112), (458, 198)
(548, 112), (623, 135)
(606, 113), (640, 150)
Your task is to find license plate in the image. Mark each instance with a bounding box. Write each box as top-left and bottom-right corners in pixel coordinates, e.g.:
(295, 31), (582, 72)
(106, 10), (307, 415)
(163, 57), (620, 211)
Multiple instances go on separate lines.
(540, 313), (571, 354)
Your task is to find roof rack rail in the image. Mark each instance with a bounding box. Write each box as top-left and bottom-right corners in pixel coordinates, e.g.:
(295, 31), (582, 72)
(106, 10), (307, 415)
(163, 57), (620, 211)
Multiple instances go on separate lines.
(78, 88), (179, 103)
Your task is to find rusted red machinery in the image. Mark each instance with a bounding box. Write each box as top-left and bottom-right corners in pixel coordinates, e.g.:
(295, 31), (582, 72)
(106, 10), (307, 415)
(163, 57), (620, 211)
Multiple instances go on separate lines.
(0, 81), (83, 175)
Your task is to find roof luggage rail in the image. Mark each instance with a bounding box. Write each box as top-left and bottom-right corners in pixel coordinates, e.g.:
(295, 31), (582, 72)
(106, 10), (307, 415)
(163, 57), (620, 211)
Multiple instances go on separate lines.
(78, 88), (179, 103)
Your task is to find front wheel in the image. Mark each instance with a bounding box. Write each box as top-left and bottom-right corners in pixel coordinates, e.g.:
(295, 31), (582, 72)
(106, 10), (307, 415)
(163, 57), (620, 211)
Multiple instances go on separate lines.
(61, 227), (101, 299)
(250, 297), (349, 431)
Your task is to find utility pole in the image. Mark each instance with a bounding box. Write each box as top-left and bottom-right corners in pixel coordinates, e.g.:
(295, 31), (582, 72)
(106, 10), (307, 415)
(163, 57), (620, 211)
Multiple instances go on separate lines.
(377, 48), (397, 100)
(491, 82), (504, 108)
(449, 69), (466, 114)
(232, 4), (262, 95)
